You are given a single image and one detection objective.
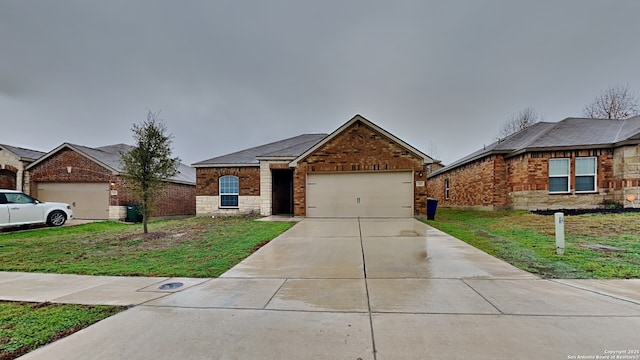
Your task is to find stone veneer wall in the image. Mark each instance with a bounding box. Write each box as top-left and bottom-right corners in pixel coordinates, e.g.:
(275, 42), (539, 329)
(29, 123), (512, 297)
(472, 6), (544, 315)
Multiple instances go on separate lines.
(0, 150), (28, 193)
(613, 144), (640, 207)
(259, 160), (290, 216)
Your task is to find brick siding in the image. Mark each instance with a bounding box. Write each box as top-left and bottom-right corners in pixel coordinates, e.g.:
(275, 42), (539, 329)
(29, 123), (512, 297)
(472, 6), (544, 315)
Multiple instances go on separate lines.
(293, 120), (427, 216)
(29, 148), (115, 185)
(30, 148), (195, 216)
(428, 146), (638, 210)
(196, 167), (260, 196)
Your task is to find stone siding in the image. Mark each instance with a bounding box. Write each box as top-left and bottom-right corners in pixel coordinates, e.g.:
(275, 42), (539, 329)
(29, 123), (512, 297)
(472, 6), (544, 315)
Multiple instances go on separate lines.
(259, 160), (291, 216)
(0, 149), (29, 192)
(196, 195), (261, 216)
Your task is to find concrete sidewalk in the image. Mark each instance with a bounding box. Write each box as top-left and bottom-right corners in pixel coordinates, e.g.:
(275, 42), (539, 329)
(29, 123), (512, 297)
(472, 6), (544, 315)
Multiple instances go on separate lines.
(5, 218), (640, 360)
(0, 272), (210, 305)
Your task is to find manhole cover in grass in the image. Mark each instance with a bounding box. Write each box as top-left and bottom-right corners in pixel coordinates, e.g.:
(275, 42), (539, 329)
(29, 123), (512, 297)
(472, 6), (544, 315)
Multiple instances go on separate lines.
(159, 282), (184, 290)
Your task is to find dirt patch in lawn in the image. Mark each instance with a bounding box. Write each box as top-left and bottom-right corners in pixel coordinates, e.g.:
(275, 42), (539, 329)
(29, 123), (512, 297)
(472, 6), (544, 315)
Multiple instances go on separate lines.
(116, 220), (214, 251)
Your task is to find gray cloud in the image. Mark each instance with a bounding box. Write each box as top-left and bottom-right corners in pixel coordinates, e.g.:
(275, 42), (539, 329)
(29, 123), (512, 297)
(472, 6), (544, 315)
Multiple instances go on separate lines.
(1, 0), (639, 165)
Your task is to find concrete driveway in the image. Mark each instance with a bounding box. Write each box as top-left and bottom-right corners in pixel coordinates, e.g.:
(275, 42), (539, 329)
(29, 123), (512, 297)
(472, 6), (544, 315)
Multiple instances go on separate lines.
(19, 218), (640, 360)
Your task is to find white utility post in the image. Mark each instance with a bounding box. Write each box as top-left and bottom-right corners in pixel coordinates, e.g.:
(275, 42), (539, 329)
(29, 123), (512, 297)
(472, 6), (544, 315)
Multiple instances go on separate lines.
(555, 212), (565, 255)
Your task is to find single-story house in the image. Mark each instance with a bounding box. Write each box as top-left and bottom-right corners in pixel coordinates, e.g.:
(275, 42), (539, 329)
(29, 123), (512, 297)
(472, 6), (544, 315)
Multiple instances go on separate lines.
(193, 115), (435, 217)
(26, 143), (196, 220)
(427, 116), (640, 210)
(0, 144), (45, 193)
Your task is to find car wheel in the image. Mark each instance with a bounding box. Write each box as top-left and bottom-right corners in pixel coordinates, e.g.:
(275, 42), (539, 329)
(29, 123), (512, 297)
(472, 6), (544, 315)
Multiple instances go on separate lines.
(47, 211), (67, 227)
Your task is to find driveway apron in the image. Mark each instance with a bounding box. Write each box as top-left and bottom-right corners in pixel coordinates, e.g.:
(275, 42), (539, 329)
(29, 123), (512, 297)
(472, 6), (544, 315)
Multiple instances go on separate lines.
(19, 218), (640, 360)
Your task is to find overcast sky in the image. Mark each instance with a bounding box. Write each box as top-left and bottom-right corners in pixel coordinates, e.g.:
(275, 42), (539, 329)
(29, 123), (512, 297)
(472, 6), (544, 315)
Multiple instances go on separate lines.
(2, 0), (640, 165)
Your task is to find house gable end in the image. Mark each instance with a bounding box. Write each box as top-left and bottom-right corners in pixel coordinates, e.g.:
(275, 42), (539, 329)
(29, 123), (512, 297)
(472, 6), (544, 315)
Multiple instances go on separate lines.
(290, 115), (432, 167)
(26, 143), (119, 174)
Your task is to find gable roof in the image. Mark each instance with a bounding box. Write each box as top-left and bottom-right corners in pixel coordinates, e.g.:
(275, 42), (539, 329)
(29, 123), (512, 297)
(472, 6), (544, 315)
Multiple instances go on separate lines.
(26, 143), (195, 185)
(0, 144), (46, 162)
(289, 114), (434, 167)
(429, 116), (640, 177)
(192, 134), (328, 167)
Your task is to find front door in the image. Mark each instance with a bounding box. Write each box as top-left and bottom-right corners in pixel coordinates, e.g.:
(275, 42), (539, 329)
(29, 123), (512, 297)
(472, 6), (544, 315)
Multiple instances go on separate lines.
(272, 169), (294, 215)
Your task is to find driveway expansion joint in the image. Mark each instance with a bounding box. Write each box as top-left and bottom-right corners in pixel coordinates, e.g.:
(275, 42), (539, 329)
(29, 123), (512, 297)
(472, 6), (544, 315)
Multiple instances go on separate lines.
(461, 279), (505, 315)
(358, 217), (378, 360)
(549, 279), (640, 306)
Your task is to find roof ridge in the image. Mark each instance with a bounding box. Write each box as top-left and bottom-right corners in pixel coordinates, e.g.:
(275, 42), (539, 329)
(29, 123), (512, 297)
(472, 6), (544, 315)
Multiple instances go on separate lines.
(0, 144), (45, 153)
(257, 136), (328, 157)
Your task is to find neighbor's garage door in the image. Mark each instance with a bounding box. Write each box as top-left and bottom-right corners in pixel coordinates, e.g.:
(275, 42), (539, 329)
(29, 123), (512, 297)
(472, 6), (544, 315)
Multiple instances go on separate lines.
(37, 182), (109, 219)
(306, 172), (413, 217)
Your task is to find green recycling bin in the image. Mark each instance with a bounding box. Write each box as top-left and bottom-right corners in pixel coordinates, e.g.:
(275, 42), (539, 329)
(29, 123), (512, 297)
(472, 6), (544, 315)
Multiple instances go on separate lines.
(126, 203), (143, 223)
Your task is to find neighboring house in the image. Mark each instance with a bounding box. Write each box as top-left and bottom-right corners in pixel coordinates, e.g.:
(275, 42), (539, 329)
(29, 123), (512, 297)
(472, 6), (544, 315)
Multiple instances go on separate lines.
(26, 143), (196, 220)
(0, 144), (45, 193)
(427, 116), (640, 210)
(193, 115), (435, 217)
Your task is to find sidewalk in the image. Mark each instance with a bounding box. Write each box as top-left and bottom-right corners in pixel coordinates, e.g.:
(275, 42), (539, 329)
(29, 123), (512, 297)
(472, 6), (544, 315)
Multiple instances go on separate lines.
(3, 218), (639, 360)
(0, 272), (210, 306)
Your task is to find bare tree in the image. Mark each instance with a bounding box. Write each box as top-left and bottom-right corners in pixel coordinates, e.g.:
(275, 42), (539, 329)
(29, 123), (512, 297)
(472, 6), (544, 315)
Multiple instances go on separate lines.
(425, 140), (441, 161)
(582, 84), (640, 119)
(120, 110), (180, 233)
(497, 107), (540, 138)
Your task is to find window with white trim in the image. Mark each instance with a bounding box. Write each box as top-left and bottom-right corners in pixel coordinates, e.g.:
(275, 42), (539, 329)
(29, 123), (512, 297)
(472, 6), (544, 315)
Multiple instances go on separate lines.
(575, 157), (597, 192)
(219, 175), (239, 208)
(444, 178), (450, 199)
(549, 158), (570, 193)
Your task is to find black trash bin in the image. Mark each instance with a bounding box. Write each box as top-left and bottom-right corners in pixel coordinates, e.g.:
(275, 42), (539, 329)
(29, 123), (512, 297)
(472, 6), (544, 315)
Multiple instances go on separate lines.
(126, 203), (143, 223)
(426, 198), (438, 220)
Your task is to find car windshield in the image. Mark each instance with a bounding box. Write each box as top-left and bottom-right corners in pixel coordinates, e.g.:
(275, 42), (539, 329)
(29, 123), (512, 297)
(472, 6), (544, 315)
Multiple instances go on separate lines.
(5, 193), (35, 204)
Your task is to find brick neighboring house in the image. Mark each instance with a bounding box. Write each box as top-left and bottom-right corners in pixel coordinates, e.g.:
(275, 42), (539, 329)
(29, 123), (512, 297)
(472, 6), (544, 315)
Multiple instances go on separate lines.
(427, 116), (640, 210)
(26, 143), (196, 220)
(193, 115), (435, 217)
(0, 144), (45, 193)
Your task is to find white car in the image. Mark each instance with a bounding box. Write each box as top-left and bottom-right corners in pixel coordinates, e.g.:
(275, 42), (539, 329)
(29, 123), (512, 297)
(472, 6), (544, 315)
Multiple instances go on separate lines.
(0, 189), (73, 228)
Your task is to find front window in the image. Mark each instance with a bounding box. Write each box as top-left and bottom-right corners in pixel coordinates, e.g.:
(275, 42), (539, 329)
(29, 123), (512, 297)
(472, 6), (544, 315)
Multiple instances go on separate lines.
(219, 175), (239, 208)
(575, 157), (597, 192)
(549, 158), (570, 193)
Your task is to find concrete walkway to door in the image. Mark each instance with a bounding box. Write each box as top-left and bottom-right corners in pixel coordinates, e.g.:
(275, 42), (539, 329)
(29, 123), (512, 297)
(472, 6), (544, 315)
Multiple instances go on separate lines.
(16, 218), (640, 360)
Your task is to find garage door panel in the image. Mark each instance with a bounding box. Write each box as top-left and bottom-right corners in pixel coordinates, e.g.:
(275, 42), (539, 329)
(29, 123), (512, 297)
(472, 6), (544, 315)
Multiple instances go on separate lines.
(307, 172), (413, 218)
(37, 183), (109, 219)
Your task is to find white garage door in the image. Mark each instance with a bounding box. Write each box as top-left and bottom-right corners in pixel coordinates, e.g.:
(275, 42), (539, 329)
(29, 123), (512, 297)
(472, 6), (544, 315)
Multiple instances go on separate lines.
(306, 172), (413, 217)
(37, 182), (109, 219)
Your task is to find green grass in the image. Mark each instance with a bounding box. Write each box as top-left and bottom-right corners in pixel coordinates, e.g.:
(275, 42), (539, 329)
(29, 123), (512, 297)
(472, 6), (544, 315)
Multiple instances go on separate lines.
(0, 217), (293, 277)
(423, 209), (640, 279)
(0, 301), (125, 360)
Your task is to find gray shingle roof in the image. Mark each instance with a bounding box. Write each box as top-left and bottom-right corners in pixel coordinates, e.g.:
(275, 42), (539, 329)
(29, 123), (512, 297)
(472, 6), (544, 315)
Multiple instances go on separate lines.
(0, 144), (46, 161)
(58, 143), (196, 185)
(192, 134), (328, 166)
(430, 116), (640, 177)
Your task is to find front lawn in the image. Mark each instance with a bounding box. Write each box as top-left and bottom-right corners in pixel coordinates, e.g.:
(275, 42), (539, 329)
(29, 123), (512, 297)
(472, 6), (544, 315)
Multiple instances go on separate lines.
(423, 209), (640, 279)
(0, 301), (125, 360)
(0, 217), (293, 277)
